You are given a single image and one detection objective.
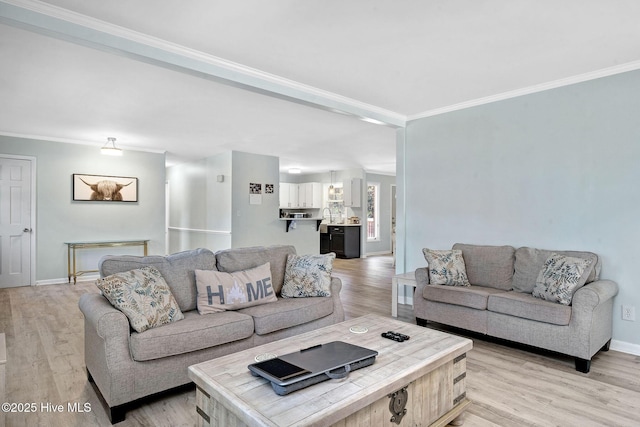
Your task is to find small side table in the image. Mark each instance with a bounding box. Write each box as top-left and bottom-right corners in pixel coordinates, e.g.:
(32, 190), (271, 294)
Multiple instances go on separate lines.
(392, 272), (417, 317)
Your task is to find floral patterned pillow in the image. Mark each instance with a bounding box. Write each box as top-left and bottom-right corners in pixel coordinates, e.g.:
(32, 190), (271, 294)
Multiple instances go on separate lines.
(96, 266), (184, 333)
(422, 249), (470, 286)
(532, 253), (593, 305)
(281, 253), (336, 298)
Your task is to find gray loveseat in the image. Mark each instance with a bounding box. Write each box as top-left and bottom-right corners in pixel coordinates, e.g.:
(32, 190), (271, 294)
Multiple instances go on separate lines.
(78, 245), (344, 423)
(413, 243), (618, 373)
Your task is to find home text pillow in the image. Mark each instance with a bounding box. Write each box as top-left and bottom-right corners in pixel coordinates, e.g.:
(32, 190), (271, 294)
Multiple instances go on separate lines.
(281, 253), (336, 298)
(95, 266), (184, 333)
(532, 253), (594, 305)
(422, 248), (470, 286)
(195, 262), (277, 314)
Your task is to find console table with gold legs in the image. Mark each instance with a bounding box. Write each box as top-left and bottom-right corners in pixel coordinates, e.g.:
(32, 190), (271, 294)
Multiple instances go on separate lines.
(65, 239), (149, 284)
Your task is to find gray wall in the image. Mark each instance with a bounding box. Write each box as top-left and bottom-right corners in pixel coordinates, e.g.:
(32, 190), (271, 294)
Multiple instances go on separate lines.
(168, 151), (320, 256)
(0, 135), (166, 282)
(399, 69), (640, 348)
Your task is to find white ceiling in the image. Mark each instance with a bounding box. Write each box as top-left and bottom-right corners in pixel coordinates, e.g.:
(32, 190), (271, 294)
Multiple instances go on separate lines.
(2, 0), (640, 174)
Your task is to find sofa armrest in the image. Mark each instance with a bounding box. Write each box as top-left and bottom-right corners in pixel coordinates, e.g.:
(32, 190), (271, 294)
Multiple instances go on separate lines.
(79, 293), (130, 339)
(330, 276), (342, 295)
(572, 280), (619, 310)
(78, 293), (136, 408)
(415, 267), (429, 286)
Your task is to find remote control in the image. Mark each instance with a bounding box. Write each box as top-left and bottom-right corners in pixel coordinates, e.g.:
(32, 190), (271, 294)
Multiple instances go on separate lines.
(381, 332), (405, 342)
(388, 331), (410, 341)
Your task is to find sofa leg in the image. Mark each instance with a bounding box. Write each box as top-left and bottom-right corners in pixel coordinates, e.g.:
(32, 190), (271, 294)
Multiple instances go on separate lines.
(601, 339), (611, 352)
(87, 368), (95, 383)
(109, 404), (127, 424)
(416, 318), (428, 327)
(575, 358), (591, 373)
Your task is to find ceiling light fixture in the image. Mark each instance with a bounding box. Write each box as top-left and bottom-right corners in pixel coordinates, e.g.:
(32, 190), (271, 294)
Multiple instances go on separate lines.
(101, 137), (123, 156)
(288, 168), (301, 174)
(329, 170), (335, 196)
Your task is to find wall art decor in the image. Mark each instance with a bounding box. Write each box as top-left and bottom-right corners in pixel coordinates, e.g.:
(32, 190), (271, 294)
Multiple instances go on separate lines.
(73, 174), (138, 202)
(265, 184), (274, 194)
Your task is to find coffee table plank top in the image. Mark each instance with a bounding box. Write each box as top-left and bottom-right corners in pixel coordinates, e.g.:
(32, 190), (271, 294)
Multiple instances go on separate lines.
(189, 314), (472, 427)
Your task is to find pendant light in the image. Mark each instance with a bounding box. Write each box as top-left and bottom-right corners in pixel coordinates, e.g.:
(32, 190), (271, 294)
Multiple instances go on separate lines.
(328, 170), (335, 197)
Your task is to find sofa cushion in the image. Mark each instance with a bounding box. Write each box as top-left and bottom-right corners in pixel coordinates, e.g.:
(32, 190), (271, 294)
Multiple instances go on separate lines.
(423, 284), (507, 310)
(99, 248), (217, 312)
(95, 266), (184, 333)
(532, 253), (594, 305)
(195, 263), (277, 313)
(512, 247), (600, 293)
(452, 243), (515, 290)
(281, 253), (336, 298)
(487, 291), (572, 326)
(130, 310), (254, 361)
(422, 249), (470, 286)
(238, 297), (334, 335)
(215, 245), (296, 295)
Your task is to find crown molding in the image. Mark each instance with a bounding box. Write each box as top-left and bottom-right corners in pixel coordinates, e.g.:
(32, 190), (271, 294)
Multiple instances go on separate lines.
(0, 0), (406, 128)
(408, 60), (640, 122)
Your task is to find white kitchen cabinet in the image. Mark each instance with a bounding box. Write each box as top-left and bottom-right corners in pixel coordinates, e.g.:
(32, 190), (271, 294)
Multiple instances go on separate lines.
(280, 182), (320, 208)
(343, 178), (362, 207)
(300, 182), (321, 208)
(279, 183), (300, 208)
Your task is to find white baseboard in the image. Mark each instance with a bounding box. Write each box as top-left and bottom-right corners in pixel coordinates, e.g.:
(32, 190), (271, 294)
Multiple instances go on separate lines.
(36, 274), (99, 286)
(365, 251), (392, 256)
(611, 340), (640, 356)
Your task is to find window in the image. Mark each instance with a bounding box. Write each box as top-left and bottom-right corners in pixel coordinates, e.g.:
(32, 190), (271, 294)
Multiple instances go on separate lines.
(367, 183), (380, 241)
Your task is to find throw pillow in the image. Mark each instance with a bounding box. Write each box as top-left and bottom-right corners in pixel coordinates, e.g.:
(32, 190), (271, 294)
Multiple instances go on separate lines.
(195, 262), (277, 314)
(95, 266), (184, 333)
(281, 253), (336, 298)
(422, 249), (470, 286)
(532, 253), (594, 305)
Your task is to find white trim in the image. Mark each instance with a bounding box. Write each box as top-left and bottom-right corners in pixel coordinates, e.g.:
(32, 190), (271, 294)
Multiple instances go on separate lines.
(168, 226), (231, 235)
(0, 0), (405, 128)
(365, 250), (392, 256)
(36, 274), (99, 286)
(0, 154), (36, 286)
(611, 339), (640, 356)
(408, 60), (640, 122)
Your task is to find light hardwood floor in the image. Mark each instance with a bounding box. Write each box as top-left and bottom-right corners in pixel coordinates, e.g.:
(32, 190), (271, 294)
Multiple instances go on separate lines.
(0, 255), (638, 426)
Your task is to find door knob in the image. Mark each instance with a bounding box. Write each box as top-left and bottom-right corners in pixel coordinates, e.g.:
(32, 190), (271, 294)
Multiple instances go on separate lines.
(23, 228), (32, 233)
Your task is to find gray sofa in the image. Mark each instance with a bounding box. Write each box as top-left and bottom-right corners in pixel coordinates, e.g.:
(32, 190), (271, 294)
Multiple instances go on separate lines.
(78, 245), (344, 423)
(413, 243), (618, 373)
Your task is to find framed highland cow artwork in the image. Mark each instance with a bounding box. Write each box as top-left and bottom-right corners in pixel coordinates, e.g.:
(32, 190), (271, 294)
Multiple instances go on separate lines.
(73, 174), (138, 202)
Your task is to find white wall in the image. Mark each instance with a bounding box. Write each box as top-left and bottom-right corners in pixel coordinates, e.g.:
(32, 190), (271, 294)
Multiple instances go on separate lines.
(166, 152), (233, 253)
(0, 135), (166, 282)
(399, 69), (640, 348)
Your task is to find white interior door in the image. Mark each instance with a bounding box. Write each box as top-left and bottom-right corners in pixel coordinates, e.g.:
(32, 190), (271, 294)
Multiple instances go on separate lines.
(0, 156), (33, 287)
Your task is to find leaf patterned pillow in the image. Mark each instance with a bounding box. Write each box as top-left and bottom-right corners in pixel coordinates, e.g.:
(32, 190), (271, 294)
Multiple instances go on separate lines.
(96, 266), (184, 333)
(422, 249), (470, 286)
(281, 253), (336, 298)
(532, 253), (593, 305)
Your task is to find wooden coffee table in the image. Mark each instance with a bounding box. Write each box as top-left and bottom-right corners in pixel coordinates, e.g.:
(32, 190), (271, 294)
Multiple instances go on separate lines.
(188, 314), (472, 427)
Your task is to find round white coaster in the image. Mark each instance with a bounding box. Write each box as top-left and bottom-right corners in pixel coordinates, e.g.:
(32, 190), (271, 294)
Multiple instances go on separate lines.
(349, 326), (368, 334)
(254, 353), (277, 362)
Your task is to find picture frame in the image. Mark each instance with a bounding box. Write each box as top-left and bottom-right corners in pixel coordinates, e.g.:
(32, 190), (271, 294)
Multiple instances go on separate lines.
(72, 174), (138, 202)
